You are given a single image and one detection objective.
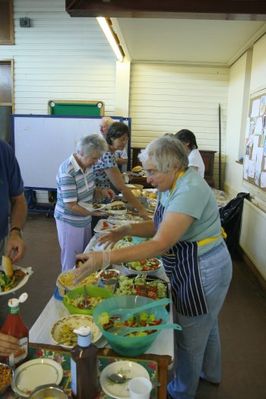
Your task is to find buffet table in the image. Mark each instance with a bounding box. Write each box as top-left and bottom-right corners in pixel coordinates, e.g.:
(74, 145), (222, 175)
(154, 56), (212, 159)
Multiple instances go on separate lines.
(29, 293), (174, 358)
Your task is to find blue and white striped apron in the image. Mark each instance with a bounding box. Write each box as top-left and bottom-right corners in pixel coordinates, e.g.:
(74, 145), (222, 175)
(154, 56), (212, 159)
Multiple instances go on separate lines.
(154, 201), (208, 317)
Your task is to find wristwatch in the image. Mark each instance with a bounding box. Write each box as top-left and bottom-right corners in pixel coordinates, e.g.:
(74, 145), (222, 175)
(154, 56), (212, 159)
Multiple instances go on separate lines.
(10, 227), (23, 237)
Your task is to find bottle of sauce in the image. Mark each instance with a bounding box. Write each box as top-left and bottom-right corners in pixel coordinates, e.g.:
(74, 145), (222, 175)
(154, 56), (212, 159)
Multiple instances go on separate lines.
(1, 292), (29, 366)
(71, 326), (99, 399)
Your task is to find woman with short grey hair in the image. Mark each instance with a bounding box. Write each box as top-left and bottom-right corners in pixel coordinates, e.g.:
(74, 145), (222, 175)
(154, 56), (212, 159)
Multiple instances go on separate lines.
(54, 133), (113, 272)
(76, 134), (232, 399)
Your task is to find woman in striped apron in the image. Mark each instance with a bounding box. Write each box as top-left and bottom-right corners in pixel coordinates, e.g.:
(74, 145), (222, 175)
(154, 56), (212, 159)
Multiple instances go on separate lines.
(76, 135), (232, 399)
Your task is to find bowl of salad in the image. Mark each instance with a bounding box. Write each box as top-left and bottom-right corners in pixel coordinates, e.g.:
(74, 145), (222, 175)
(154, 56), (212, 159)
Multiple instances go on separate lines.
(63, 285), (113, 315)
(93, 295), (169, 356)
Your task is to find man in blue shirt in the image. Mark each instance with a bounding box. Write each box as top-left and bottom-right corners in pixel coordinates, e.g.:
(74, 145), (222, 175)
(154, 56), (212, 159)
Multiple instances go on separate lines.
(0, 139), (27, 356)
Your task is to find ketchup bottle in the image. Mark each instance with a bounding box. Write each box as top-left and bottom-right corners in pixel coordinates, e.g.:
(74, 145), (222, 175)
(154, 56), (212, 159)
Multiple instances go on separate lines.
(1, 292), (29, 366)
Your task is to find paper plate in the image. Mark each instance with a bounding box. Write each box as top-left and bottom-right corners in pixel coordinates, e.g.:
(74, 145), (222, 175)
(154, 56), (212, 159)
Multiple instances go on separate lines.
(0, 266), (33, 296)
(100, 360), (150, 399)
(78, 201), (106, 212)
(94, 219), (115, 234)
(124, 258), (162, 274)
(11, 358), (63, 398)
(105, 201), (127, 215)
(51, 314), (102, 348)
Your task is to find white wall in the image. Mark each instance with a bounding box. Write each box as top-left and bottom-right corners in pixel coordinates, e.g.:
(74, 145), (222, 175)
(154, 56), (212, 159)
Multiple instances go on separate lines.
(130, 63), (229, 185)
(0, 0), (117, 115)
(225, 34), (266, 280)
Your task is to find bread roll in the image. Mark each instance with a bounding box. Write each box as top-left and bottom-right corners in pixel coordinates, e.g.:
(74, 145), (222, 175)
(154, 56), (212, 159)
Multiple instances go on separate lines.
(2, 255), (14, 278)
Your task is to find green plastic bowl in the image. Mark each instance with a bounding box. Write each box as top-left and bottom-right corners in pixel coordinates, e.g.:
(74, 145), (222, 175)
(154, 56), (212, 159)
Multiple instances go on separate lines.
(63, 285), (113, 315)
(93, 295), (169, 356)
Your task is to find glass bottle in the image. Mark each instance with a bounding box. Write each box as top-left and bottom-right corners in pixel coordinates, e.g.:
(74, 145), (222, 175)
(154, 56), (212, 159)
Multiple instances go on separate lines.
(1, 292), (29, 366)
(71, 326), (99, 399)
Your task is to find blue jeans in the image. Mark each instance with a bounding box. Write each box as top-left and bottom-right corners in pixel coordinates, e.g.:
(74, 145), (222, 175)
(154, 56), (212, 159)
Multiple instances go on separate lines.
(168, 241), (232, 399)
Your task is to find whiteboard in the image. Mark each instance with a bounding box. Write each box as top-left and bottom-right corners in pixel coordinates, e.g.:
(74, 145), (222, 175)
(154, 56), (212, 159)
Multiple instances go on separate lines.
(12, 115), (130, 189)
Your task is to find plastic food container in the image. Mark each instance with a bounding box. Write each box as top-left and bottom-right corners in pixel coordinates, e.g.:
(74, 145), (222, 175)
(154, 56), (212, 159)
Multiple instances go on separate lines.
(93, 295), (169, 356)
(63, 285), (113, 315)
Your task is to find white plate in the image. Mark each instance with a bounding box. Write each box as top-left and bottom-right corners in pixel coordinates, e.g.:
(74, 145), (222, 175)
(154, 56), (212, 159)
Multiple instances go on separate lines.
(51, 314), (102, 348)
(124, 258), (163, 275)
(94, 219), (116, 234)
(78, 201), (106, 212)
(105, 201), (127, 215)
(11, 358), (63, 398)
(100, 360), (150, 399)
(0, 265), (33, 296)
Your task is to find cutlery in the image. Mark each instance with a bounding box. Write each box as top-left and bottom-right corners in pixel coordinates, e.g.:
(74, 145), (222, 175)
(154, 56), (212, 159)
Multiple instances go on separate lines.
(107, 373), (129, 384)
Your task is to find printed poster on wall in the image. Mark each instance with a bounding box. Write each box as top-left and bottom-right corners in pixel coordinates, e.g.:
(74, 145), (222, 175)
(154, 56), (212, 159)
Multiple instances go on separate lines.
(243, 90), (266, 191)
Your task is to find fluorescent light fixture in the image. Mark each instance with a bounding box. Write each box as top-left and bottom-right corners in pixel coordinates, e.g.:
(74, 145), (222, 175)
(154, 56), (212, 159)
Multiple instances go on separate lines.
(96, 17), (124, 62)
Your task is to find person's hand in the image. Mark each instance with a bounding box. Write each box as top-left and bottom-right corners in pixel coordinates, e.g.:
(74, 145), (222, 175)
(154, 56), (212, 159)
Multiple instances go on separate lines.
(74, 252), (107, 283)
(6, 231), (26, 263)
(98, 224), (131, 247)
(0, 332), (20, 357)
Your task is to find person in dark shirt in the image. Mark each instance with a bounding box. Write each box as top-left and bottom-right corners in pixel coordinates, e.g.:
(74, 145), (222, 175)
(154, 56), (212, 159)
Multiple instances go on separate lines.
(0, 139), (27, 356)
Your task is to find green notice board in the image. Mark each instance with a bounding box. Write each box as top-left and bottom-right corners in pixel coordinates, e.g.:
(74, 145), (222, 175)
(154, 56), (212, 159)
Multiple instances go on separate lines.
(48, 100), (104, 117)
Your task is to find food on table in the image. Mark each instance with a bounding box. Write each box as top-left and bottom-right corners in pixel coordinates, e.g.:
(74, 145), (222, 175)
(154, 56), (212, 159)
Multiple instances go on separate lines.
(0, 267), (26, 293)
(115, 276), (167, 299)
(64, 295), (103, 310)
(57, 270), (97, 290)
(0, 363), (12, 392)
(126, 258), (162, 272)
(2, 255), (13, 278)
(92, 203), (103, 209)
(51, 315), (101, 347)
(98, 311), (163, 336)
(131, 165), (145, 177)
(99, 269), (120, 281)
(106, 201), (127, 212)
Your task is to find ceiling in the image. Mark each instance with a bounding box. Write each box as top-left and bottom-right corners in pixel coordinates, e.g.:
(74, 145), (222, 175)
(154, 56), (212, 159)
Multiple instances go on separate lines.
(113, 18), (266, 66)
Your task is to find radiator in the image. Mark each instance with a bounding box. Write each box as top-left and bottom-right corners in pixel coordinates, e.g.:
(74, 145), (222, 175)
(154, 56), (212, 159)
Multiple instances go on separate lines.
(239, 199), (266, 280)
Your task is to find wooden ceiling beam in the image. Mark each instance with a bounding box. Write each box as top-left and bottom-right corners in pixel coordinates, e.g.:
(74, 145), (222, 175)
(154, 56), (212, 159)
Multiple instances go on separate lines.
(66, 0), (266, 19)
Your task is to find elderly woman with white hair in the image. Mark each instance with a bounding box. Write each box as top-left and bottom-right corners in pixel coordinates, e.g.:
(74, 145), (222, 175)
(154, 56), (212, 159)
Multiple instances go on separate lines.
(75, 135), (232, 399)
(54, 134), (113, 272)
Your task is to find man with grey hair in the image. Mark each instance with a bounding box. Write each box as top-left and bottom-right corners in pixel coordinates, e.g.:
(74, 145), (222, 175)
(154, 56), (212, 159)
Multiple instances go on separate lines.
(54, 134), (113, 271)
(100, 117), (114, 136)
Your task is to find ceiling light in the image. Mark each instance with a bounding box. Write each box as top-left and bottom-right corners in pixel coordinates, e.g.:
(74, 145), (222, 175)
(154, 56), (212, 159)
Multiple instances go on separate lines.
(96, 17), (124, 62)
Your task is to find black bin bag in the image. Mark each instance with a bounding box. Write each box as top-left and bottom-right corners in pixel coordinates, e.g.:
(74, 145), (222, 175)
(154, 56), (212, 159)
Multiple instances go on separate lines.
(219, 192), (250, 256)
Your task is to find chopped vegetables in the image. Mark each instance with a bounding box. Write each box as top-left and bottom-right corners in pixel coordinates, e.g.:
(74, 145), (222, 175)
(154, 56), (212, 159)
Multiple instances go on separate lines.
(115, 276), (167, 299)
(126, 258), (161, 272)
(0, 269), (26, 292)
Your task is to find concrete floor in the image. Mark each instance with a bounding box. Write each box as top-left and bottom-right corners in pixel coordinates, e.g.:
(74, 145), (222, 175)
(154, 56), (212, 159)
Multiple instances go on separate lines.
(4, 213), (266, 399)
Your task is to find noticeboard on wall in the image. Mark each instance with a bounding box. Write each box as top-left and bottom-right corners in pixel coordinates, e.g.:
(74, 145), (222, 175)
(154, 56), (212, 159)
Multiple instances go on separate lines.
(48, 100), (104, 117)
(243, 89), (266, 191)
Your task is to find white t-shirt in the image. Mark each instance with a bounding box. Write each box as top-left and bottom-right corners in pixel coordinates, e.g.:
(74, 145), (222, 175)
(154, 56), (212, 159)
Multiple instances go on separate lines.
(188, 149), (205, 178)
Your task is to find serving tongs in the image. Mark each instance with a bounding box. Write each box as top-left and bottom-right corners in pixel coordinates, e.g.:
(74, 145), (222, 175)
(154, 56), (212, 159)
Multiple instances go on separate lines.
(114, 322), (182, 336)
(109, 297), (170, 322)
(82, 285), (90, 308)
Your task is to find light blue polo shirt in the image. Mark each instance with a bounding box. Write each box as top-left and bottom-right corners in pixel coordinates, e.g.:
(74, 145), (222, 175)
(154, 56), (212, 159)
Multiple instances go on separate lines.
(54, 155), (94, 227)
(159, 168), (222, 255)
